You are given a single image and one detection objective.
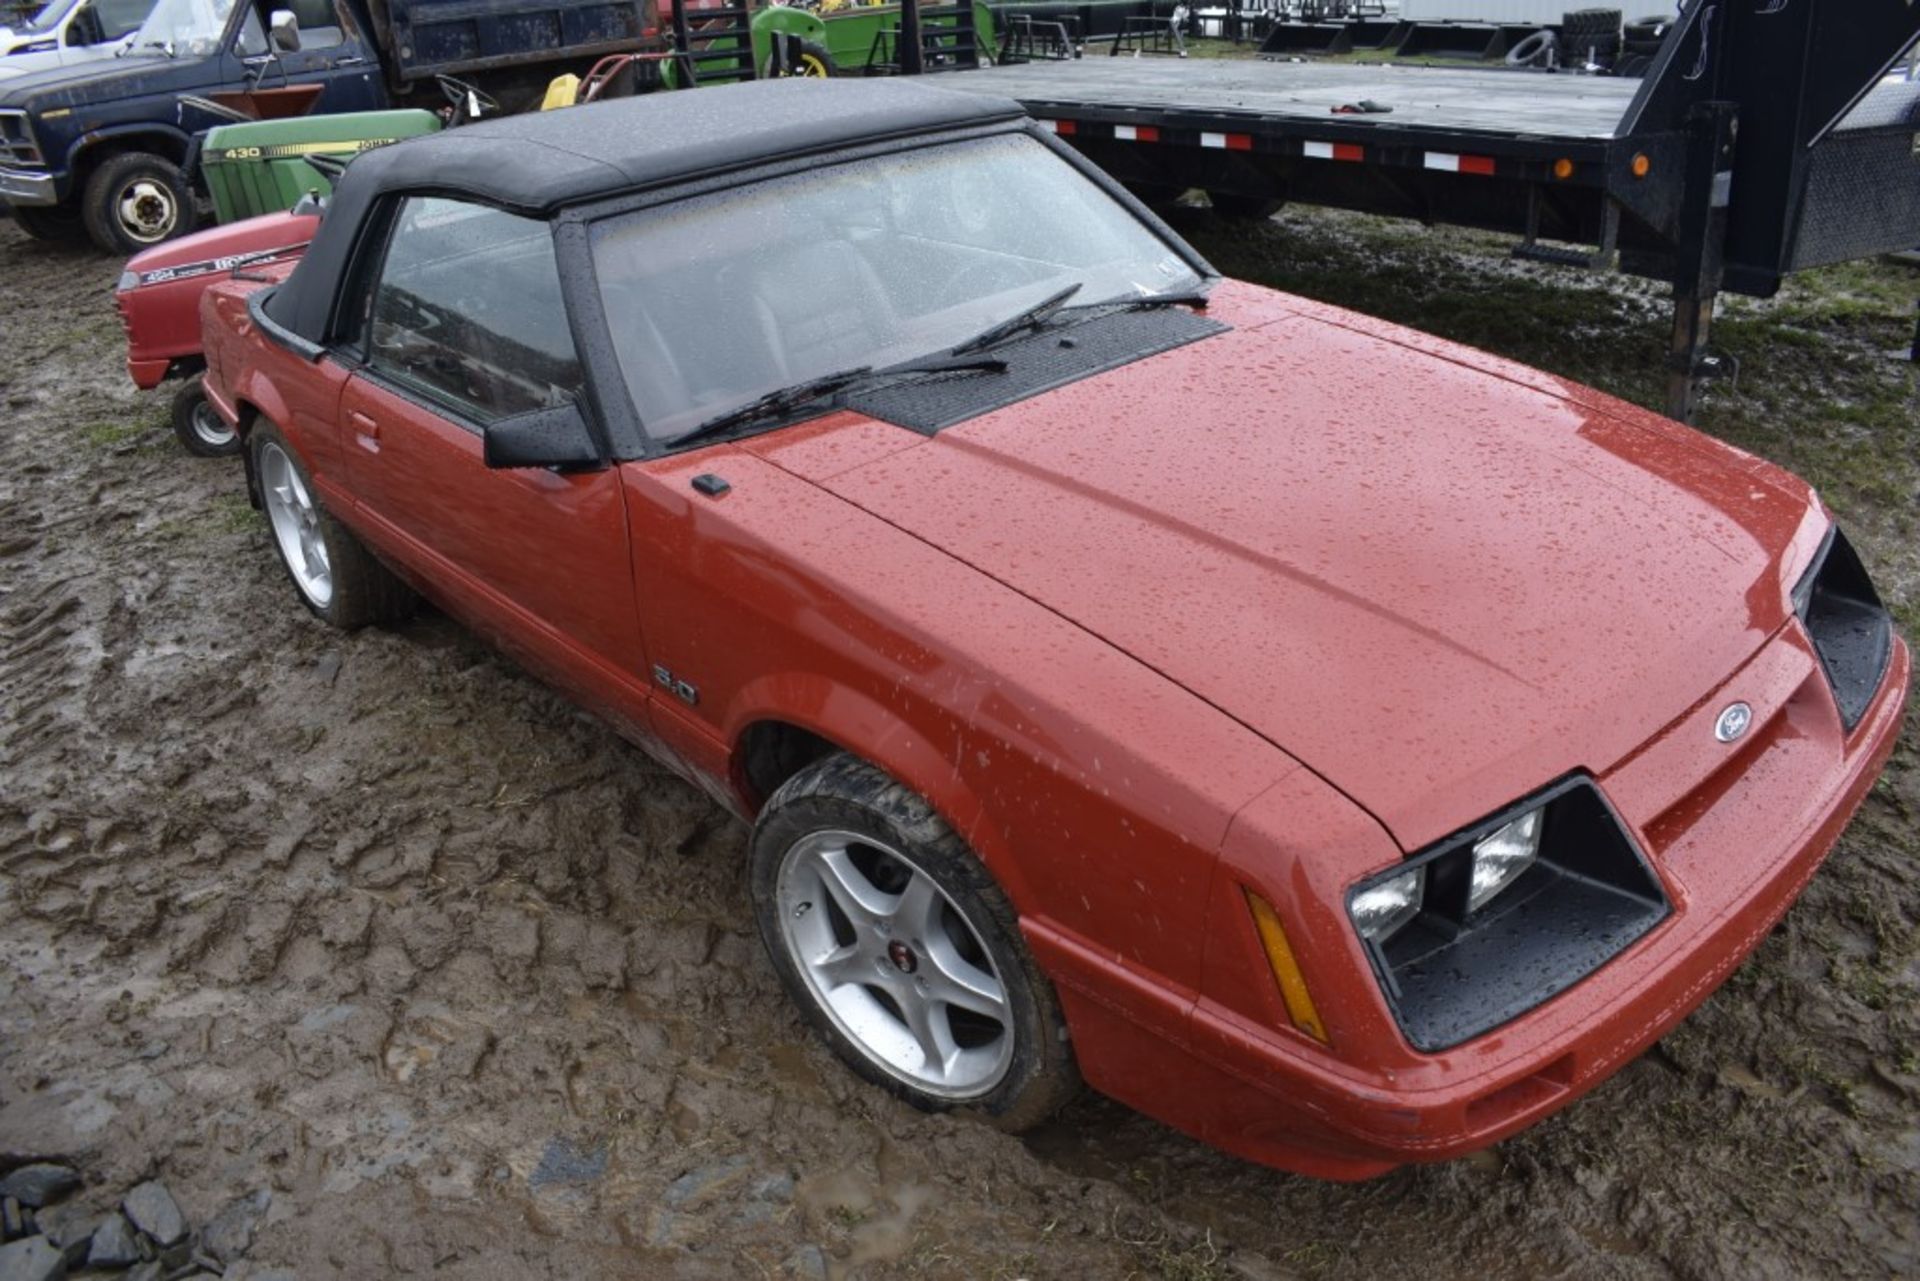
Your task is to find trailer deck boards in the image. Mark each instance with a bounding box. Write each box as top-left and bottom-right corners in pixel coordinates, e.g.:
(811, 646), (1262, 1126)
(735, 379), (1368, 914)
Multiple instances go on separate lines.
(943, 0), (1920, 423)
(955, 59), (1643, 141)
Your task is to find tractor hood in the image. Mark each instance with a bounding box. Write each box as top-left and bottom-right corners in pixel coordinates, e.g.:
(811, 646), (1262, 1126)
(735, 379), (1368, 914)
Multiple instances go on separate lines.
(806, 285), (1823, 851)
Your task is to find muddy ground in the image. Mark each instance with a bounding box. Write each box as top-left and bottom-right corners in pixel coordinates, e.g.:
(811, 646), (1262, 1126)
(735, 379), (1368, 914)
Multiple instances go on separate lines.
(1, 198), (1916, 1281)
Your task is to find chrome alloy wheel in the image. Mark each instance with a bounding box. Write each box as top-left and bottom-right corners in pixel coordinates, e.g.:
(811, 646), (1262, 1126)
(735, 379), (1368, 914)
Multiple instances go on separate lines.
(260, 441), (332, 608)
(116, 178), (178, 244)
(189, 398), (237, 450)
(776, 829), (1013, 1098)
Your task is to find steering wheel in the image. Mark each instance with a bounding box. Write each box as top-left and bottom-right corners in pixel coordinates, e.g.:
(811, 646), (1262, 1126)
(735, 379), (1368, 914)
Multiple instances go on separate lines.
(437, 75), (500, 125)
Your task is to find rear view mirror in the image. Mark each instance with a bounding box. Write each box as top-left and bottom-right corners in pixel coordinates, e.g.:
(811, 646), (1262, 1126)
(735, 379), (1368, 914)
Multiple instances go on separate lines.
(482, 402), (603, 471)
(269, 8), (299, 50)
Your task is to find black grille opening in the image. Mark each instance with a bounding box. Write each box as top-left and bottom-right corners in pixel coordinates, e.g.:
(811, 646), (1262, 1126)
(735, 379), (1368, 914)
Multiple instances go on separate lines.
(1795, 527), (1894, 731)
(1353, 778), (1670, 1054)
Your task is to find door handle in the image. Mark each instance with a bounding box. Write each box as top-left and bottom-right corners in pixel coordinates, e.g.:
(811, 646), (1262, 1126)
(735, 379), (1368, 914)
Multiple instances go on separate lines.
(349, 409), (380, 452)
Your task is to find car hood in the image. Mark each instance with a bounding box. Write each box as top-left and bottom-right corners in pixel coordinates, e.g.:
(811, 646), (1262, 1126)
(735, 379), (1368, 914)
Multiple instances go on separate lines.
(790, 284), (1822, 850)
(126, 207), (317, 278)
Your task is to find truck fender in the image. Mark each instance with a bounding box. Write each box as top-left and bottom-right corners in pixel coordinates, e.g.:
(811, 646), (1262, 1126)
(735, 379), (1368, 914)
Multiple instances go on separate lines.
(63, 123), (193, 180)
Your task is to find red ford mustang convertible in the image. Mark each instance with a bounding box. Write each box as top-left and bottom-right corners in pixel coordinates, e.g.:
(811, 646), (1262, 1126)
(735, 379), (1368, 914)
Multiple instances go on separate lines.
(198, 79), (1908, 1179)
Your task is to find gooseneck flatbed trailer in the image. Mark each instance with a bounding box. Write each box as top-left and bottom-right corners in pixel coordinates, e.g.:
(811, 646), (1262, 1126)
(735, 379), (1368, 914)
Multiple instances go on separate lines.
(949, 0), (1920, 420)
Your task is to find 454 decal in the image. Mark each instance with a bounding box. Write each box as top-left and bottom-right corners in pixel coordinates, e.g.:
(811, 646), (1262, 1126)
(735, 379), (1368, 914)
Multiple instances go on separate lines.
(133, 242), (311, 288)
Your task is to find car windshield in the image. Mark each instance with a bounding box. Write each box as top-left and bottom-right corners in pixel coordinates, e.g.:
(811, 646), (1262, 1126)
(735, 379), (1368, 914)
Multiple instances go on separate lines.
(19, 0), (80, 35)
(590, 132), (1201, 441)
(126, 0), (232, 53)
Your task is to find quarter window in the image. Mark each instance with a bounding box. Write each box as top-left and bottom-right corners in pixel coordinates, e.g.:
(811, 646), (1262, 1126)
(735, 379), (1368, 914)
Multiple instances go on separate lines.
(364, 196), (584, 426)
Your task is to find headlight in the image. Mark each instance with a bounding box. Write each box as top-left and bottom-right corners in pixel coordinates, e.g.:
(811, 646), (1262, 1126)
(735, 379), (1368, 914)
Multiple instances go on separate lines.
(1467, 807), (1541, 913)
(1350, 865), (1424, 944)
(116, 270), (139, 293)
(1346, 777), (1669, 1052)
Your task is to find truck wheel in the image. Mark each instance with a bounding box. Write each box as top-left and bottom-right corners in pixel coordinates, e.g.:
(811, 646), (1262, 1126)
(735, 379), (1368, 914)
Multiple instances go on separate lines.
(9, 204), (89, 243)
(751, 752), (1080, 1132)
(762, 38), (836, 78)
(82, 152), (200, 256)
(252, 421), (417, 629)
(1208, 192), (1283, 221)
(170, 375), (241, 458)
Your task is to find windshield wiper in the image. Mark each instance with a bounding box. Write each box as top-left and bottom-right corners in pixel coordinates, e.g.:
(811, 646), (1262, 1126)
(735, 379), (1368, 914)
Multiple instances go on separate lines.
(949, 282), (1084, 356)
(1060, 284), (1215, 317)
(666, 352), (1008, 451)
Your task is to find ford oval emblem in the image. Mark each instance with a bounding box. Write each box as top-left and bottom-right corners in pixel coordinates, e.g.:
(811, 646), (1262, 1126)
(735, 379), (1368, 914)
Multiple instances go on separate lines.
(1715, 702), (1753, 744)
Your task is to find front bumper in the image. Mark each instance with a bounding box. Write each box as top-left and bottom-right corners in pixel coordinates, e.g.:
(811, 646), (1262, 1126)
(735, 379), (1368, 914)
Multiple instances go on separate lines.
(0, 166), (57, 206)
(1034, 625), (1909, 1179)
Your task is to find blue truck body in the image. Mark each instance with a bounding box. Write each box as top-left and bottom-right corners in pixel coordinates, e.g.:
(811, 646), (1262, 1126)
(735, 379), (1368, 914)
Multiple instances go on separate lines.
(0, 0), (651, 249)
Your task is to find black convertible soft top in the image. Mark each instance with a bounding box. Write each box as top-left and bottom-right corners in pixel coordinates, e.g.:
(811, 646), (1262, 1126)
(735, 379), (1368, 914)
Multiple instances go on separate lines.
(260, 78), (1026, 344)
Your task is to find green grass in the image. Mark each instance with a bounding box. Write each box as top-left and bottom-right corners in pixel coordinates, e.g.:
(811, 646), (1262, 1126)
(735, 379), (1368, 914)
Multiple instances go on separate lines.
(83, 419), (147, 448)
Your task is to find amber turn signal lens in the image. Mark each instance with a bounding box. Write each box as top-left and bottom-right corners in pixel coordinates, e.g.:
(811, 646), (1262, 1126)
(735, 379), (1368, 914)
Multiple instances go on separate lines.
(1552, 158), (1574, 180)
(1244, 890), (1329, 1045)
(1631, 153), (1652, 178)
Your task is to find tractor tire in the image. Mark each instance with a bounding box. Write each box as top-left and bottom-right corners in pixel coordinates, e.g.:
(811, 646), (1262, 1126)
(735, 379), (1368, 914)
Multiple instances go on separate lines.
(1560, 8), (1622, 37)
(82, 151), (199, 256)
(1560, 8), (1621, 65)
(762, 38), (836, 78)
(8, 203), (89, 244)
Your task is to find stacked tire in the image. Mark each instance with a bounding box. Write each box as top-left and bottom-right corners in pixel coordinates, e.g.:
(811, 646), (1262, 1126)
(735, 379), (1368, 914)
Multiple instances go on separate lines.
(1615, 17), (1668, 77)
(1559, 8), (1621, 67)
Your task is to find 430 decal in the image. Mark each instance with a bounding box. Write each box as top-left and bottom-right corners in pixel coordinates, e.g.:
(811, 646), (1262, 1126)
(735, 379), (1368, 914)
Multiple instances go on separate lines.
(214, 137), (402, 162)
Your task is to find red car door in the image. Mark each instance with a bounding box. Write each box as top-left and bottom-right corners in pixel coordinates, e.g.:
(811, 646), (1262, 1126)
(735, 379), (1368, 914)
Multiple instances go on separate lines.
(333, 196), (656, 744)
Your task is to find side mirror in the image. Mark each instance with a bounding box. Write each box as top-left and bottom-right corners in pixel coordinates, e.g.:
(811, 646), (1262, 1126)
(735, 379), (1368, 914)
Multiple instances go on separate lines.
(269, 8), (299, 51)
(482, 402), (603, 471)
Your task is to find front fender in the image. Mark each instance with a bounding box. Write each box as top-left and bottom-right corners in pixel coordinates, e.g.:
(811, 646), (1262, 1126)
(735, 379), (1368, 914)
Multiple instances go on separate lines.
(719, 673), (1033, 903)
(63, 121), (194, 177)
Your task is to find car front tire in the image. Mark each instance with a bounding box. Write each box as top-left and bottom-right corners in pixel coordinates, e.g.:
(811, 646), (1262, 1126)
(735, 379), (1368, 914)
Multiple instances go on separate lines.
(250, 421), (417, 630)
(750, 752), (1079, 1131)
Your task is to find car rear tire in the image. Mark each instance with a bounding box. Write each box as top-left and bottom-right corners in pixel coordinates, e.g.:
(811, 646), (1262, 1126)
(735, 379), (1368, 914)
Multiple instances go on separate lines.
(82, 151), (200, 256)
(251, 421), (417, 629)
(750, 752), (1079, 1132)
(9, 204), (89, 244)
(170, 375), (241, 458)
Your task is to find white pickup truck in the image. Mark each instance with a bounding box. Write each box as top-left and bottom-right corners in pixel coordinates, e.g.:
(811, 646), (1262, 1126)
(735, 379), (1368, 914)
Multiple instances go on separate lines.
(0, 0), (155, 78)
